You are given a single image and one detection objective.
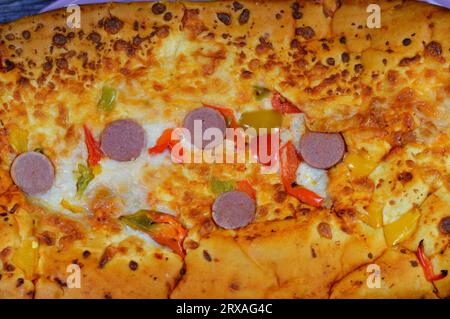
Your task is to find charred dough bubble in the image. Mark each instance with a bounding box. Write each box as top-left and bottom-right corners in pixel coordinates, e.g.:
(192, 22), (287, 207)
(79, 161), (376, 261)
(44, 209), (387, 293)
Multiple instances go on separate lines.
(299, 132), (345, 169)
(10, 151), (55, 195)
(212, 190), (256, 229)
(183, 107), (226, 149)
(101, 119), (146, 162)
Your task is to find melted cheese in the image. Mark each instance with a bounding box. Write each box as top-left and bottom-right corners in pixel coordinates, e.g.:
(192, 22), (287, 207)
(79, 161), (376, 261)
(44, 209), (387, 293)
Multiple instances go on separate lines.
(36, 123), (173, 215)
(280, 113), (306, 152)
(296, 162), (329, 198)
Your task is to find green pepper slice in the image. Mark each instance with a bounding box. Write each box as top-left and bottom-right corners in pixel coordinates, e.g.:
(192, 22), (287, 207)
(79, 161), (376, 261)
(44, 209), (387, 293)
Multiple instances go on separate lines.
(121, 210), (188, 257)
(120, 210), (155, 232)
(97, 86), (117, 111)
(210, 177), (235, 195)
(74, 164), (94, 197)
(253, 85), (271, 101)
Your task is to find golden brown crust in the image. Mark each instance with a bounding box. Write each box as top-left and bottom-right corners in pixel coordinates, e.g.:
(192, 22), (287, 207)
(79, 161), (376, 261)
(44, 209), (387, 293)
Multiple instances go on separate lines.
(0, 0), (448, 299)
(0, 174), (35, 298)
(173, 212), (386, 298)
(35, 236), (183, 299)
(330, 248), (437, 299)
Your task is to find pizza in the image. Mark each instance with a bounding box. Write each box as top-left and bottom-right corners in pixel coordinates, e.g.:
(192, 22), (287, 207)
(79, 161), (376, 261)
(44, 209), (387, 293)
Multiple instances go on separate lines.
(0, 0), (449, 299)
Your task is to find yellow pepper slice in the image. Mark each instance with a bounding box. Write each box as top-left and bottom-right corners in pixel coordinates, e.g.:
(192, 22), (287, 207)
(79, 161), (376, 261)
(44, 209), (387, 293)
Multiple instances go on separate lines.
(239, 110), (283, 131)
(12, 239), (38, 279)
(345, 151), (378, 178)
(8, 125), (28, 153)
(384, 209), (420, 246)
(61, 199), (84, 213)
(358, 201), (383, 228)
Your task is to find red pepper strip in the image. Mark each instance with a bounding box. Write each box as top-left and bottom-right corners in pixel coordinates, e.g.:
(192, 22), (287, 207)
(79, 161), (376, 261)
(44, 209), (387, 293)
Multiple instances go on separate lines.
(285, 187), (324, 208)
(416, 240), (448, 282)
(148, 128), (174, 155)
(279, 141), (323, 207)
(204, 104), (238, 128)
(272, 91), (301, 114)
(148, 128), (184, 163)
(83, 125), (103, 166)
(280, 141), (301, 185)
(237, 180), (256, 200)
(148, 211), (188, 257)
(168, 138), (184, 164)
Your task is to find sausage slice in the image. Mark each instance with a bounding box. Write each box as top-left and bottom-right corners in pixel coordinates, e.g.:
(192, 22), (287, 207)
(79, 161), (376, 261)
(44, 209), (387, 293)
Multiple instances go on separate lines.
(10, 151), (55, 195)
(299, 132), (345, 169)
(439, 217), (450, 235)
(101, 119), (146, 162)
(183, 107), (226, 149)
(212, 190), (255, 229)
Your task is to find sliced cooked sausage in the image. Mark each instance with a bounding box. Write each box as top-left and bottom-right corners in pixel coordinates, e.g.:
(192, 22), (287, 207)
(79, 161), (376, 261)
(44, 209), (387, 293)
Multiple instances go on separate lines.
(299, 132), (345, 169)
(439, 217), (450, 235)
(100, 119), (145, 162)
(183, 107), (226, 149)
(212, 190), (255, 229)
(10, 151), (55, 195)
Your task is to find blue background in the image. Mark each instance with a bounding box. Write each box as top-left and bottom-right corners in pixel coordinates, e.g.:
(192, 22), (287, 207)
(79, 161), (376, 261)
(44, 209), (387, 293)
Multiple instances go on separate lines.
(1, 1), (449, 25)
(0, 0), (53, 24)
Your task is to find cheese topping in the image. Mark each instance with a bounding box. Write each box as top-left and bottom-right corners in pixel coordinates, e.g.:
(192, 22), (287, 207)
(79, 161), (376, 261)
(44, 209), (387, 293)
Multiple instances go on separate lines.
(36, 123), (172, 215)
(296, 162), (329, 198)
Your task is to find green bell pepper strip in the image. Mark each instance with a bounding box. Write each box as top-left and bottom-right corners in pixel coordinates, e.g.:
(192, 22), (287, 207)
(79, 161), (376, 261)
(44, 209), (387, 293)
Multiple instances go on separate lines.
(98, 86), (117, 111)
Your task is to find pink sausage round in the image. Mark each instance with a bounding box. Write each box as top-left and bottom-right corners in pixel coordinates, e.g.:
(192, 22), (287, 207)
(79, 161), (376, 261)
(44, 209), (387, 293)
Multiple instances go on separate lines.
(299, 132), (345, 169)
(10, 151), (55, 195)
(183, 107), (226, 149)
(212, 190), (255, 229)
(101, 119), (146, 162)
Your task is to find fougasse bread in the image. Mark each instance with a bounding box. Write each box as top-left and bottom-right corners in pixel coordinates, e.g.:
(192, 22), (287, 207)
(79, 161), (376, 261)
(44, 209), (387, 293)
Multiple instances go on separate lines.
(0, 0), (449, 299)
